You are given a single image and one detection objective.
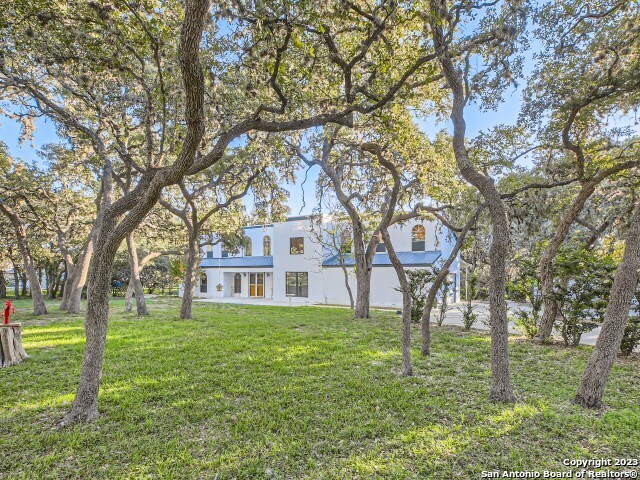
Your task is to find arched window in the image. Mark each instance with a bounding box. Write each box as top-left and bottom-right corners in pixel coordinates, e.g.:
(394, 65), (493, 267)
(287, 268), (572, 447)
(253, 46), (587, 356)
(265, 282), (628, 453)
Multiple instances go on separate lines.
(263, 235), (271, 256)
(234, 273), (242, 294)
(245, 237), (252, 256)
(412, 225), (426, 251)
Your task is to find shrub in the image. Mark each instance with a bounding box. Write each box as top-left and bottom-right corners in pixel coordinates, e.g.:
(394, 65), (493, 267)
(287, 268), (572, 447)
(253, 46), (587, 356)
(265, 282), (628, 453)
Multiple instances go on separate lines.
(405, 268), (437, 323)
(435, 276), (453, 326)
(513, 309), (538, 339)
(459, 302), (480, 331)
(552, 248), (616, 347)
(621, 290), (640, 356)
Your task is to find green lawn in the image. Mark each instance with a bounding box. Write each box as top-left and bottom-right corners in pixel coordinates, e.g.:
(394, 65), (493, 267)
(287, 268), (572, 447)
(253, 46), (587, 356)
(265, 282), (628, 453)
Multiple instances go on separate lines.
(1, 298), (639, 479)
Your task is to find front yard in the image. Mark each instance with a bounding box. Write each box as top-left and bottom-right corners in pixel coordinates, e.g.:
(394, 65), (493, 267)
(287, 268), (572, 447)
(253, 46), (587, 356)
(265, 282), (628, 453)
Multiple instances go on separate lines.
(1, 298), (638, 479)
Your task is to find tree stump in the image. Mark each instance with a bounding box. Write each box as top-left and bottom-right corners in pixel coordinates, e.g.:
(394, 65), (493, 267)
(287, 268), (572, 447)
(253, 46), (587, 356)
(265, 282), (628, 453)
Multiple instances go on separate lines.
(0, 324), (29, 367)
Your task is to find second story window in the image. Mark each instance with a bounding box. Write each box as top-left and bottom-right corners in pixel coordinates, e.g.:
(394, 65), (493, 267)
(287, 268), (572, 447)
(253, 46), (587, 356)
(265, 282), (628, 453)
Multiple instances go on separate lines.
(206, 245), (213, 258)
(376, 234), (386, 253)
(290, 237), (304, 255)
(245, 237), (252, 257)
(412, 225), (426, 251)
(263, 235), (271, 256)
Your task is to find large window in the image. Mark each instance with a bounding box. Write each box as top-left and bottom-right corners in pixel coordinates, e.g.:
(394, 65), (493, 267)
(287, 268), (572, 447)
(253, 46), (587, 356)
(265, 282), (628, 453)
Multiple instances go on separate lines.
(286, 272), (308, 297)
(290, 237), (304, 255)
(233, 273), (242, 294)
(412, 225), (426, 251)
(200, 273), (208, 293)
(263, 235), (271, 256)
(245, 237), (252, 256)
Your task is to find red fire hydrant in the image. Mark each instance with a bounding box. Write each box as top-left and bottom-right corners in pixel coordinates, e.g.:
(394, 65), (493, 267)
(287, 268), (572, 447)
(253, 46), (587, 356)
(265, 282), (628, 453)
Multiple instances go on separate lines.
(4, 300), (15, 325)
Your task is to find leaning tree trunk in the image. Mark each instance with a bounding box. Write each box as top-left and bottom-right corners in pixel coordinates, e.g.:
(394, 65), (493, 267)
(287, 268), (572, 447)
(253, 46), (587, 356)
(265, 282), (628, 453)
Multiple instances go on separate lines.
(0, 203), (48, 315)
(381, 227), (412, 376)
(125, 232), (149, 316)
(430, 20), (515, 402)
(421, 206), (482, 356)
(61, 221), (119, 425)
(536, 183), (596, 342)
(66, 235), (95, 314)
(574, 201), (640, 408)
(339, 260), (354, 309)
(180, 231), (199, 320)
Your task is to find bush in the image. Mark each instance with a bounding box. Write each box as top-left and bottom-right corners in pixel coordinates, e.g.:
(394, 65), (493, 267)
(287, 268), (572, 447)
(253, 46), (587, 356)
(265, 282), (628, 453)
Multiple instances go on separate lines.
(405, 268), (437, 323)
(621, 290), (640, 356)
(552, 248), (616, 347)
(513, 309), (538, 339)
(435, 277), (453, 326)
(459, 302), (480, 331)
(621, 319), (640, 356)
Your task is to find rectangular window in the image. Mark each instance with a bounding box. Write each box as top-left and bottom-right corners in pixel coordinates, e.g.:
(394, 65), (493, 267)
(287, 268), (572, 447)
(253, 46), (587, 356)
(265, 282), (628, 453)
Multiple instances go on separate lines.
(412, 241), (425, 251)
(206, 245), (213, 258)
(376, 242), (386, 253)
(290, 237), (304, 255)
(285, 272), (308, 297)
(200, 274), (208, 293)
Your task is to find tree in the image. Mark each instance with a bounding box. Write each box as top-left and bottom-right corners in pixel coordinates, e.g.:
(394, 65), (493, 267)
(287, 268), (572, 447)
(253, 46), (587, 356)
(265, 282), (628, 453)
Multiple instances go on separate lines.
(1, 0), (444, 424)
(0, 149), (48, 315)
(425, 0), (530, 402)
(523, 1), (640, 342)
(308, 213), (355, 309)
(574, 200), (640, 408)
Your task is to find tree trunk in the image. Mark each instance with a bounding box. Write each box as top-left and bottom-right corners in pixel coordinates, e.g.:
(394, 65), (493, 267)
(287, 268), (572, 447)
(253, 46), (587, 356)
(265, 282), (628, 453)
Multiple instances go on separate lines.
(574, 202), (640, 408)
(352, 220), (374, 318)
(181, 230), (199, 320)
(0, 273), (6, 298)
(421, 206), (482, 355)
(125, 232), (149, 316)
(0, 324), (29, 367)
(0, 202), (48, 315)
(429, 18), (515, 402)
(60, 223), (119, 425)
(536, 183), (596, 343)
(381, 227), (412, 376)
(67, 235), (95, 314)
(339, 261), (354, 309)
(12, 267), (19, 299)
(20, 272), (27, 297)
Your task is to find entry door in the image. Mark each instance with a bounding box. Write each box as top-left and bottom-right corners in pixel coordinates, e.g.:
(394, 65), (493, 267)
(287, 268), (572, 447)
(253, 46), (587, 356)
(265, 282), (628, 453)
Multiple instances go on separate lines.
(249, 273), (264, 297)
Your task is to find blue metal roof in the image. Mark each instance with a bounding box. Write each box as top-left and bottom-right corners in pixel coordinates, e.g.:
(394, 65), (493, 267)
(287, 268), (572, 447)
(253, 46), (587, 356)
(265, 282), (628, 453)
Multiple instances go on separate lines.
(200, 256), (273, 268)
(322, 251), (442, 267)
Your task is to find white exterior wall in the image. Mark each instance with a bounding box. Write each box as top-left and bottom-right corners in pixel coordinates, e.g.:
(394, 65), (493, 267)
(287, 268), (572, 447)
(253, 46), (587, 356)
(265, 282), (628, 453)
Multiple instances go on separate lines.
(194, 216), (460, 307)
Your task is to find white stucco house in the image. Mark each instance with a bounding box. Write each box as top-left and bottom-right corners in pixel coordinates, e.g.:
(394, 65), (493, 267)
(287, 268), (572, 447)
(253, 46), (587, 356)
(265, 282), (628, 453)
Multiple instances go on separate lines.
(191, 215), (460, 308)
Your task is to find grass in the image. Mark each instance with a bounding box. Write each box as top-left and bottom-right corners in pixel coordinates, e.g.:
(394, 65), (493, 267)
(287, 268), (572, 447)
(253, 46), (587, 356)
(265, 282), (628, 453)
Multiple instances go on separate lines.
(1, 297), (639, 479)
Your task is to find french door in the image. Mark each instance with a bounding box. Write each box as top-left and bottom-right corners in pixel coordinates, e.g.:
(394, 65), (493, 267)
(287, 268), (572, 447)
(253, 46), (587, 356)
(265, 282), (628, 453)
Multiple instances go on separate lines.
(249, 273), (264, 297)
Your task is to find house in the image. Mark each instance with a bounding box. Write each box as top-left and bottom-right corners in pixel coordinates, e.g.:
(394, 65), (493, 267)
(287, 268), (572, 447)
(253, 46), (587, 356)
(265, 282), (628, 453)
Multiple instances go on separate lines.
(192, 215), (460, 307)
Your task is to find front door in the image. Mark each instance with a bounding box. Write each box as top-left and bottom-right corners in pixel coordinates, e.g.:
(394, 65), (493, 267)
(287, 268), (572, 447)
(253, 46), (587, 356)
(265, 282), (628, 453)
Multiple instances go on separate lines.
(249, 273), (264, 297)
